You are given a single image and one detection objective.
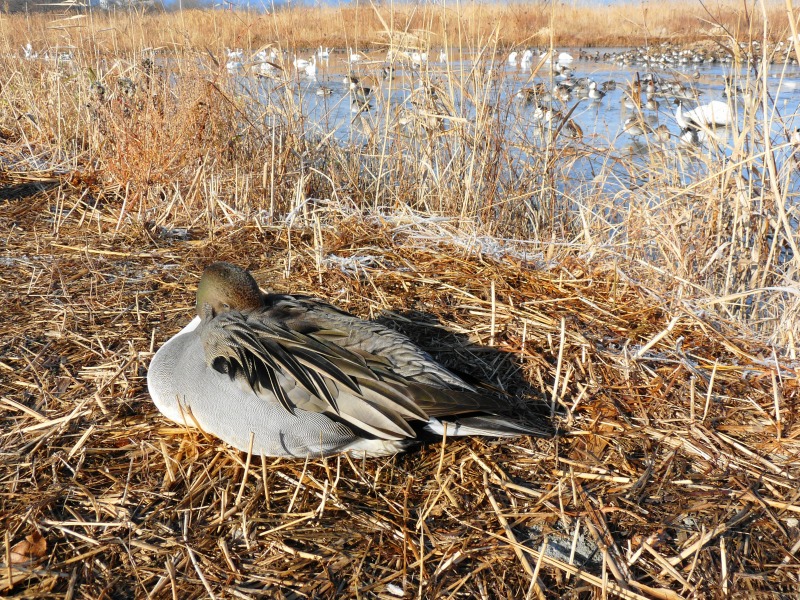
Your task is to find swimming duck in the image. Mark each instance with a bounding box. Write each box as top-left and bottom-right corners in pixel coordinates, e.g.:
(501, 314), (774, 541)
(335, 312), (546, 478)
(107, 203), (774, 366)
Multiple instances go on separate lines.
(148, 263), (550, 457)
(586, 81), (605, 101)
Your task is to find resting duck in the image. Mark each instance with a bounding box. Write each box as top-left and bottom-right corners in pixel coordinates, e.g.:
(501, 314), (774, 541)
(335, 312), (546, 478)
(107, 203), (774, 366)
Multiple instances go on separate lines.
(148, 262), (551, 457)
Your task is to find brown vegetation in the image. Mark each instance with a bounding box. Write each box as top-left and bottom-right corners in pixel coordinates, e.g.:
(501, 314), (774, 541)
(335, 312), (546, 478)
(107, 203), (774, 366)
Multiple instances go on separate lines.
(1, 1), (800, 597)
(0, 1), (794, 54)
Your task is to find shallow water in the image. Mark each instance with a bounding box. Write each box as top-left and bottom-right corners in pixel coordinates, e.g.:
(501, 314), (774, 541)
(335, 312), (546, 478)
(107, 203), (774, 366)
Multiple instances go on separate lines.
(233, 48), (800, 154)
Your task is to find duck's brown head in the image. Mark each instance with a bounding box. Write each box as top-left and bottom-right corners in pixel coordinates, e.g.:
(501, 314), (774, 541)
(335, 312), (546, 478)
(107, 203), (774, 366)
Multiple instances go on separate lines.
(196, 262), (263, 319)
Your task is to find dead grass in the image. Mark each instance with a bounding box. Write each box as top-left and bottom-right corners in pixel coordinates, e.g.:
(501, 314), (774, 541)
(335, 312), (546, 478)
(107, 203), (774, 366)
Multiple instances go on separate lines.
(0, 1), (792, 55)
(1, 195), (799, 597)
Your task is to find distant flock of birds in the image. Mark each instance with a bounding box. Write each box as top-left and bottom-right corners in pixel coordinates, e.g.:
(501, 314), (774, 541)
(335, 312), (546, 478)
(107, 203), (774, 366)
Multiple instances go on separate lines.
(20, 42), (73, 64)
(17, 39), (800, 148)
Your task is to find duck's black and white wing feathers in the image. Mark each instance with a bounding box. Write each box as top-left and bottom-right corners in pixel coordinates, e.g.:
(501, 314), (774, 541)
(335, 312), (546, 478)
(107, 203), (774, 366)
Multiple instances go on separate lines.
(199, 295), (519, 441)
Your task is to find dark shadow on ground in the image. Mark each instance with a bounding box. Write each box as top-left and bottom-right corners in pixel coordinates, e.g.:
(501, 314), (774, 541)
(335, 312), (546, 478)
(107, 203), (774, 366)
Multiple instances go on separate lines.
(0, 180), (57, 201)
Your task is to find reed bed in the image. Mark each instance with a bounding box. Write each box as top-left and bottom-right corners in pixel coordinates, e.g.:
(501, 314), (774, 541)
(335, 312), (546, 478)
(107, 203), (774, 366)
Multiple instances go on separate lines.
(2, 1), (800, 597)
(0, 1), (793, 56)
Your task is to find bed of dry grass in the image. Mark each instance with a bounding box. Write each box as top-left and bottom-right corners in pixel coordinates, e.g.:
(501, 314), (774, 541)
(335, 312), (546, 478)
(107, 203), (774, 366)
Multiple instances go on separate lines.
(1, 196), (799, 598)
(2, 1), (800, 598)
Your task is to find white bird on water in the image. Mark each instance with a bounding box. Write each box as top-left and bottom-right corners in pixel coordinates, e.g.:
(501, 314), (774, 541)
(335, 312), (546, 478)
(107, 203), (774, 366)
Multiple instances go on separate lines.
(348, 47), (363, 64)
(675, 99), (732, 130)
(303, 55), (317, 79)
(508, 51), (518, 66)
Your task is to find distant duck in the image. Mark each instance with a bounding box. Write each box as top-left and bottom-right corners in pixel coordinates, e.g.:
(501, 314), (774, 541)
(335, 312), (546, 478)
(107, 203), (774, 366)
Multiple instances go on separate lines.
(533, 103), (558, 125)
(645, 97), (659, 110)
(515, 83), (546, 104)
(553, 83), (572, 102)
(439, 48), (448, 63)
(317, 46), (330, 60)
(680, 127), (707, 145)
(587, 81), (605, 101)
(344, 73), (375, 102)
(350, 97), (372, 114)
(555, 65), (573, 78)
(508, 51), (518, 66)
(316, 85), (333, 97)
(599, 80), (617, 92)
(654, 124), (671, 143)
(622, 94), (640, 110)
(564, 118), (583, 139)
(623, 117), (652, 137)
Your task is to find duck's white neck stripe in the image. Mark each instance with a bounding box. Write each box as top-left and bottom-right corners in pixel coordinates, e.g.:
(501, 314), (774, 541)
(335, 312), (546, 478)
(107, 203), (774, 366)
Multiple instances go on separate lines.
(179, 315), (202, 335)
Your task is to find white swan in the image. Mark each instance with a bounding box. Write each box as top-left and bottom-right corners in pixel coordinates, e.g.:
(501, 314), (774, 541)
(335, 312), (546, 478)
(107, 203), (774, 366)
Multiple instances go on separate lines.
(303, 55), (317, 78)
(675, 99), (732, 130)
(349, 47), (363, 63)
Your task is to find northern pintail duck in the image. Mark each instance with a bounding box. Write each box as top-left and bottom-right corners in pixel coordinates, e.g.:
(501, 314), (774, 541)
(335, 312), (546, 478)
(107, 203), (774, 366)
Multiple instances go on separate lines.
(148, 263), (551, 457)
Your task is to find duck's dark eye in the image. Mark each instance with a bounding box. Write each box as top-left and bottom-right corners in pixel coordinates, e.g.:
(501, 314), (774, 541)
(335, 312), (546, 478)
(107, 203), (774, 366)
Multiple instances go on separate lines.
(222, 303), (231, 311)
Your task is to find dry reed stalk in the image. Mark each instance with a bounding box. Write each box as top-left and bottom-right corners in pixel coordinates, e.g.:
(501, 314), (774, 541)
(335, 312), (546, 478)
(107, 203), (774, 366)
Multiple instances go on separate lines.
(0, 3), (791, 54)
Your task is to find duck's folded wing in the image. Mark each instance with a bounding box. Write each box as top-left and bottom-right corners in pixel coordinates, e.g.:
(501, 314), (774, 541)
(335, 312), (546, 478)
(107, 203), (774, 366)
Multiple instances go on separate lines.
(264, 295), (475, 390)
(199, 310), (434, 439)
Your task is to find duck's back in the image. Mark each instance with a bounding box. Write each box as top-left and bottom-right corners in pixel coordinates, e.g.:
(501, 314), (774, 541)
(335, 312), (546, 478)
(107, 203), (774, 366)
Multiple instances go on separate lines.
(262, 294), (473, 391)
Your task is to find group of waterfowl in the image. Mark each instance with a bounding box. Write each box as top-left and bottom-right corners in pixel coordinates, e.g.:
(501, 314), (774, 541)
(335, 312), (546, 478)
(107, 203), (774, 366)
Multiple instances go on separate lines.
(509, 55), (739, 146)
(594, 40), (799, 68)
(18, 42), (74, 64)
(44, 38), (750, 148)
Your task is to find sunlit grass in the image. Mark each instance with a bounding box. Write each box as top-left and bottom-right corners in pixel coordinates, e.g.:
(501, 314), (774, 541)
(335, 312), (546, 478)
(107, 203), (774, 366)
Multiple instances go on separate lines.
(0, 2), (798, 345)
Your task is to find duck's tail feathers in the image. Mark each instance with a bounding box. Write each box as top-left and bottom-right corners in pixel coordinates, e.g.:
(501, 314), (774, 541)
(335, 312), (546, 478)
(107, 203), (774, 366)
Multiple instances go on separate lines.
(424, 416), (553, 439)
